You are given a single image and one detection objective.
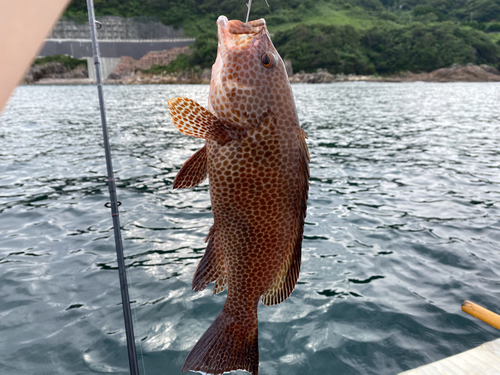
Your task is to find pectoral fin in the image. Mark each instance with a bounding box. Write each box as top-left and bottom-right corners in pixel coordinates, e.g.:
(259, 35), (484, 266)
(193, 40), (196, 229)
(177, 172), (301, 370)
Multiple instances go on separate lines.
(173, 145), (208, 189)
(168, 97), (245, 145)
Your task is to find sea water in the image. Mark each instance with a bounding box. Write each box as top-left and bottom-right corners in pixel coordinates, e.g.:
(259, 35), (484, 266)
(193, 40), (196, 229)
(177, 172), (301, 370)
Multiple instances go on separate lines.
(0, 83), (499, 374)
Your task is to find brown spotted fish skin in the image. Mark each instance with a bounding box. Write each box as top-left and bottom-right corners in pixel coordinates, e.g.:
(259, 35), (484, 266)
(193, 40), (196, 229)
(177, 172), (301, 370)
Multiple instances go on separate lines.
(168, 15), (309, 375)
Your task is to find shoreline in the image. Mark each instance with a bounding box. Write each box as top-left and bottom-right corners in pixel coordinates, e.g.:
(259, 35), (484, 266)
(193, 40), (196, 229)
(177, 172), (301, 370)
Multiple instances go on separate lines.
(25, 64), (500, 85)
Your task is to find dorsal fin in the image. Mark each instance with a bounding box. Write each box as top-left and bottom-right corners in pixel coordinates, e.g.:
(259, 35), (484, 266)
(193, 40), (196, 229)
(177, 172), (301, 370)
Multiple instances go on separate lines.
(260, 127), (309, 306)
(192, 226), (227, 294)
(173, 145), (208, 189)
(168, 97), (246, 145)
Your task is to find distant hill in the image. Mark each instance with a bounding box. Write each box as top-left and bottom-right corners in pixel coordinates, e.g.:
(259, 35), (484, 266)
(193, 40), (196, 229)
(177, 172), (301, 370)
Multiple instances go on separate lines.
(63, 0), (500, 75)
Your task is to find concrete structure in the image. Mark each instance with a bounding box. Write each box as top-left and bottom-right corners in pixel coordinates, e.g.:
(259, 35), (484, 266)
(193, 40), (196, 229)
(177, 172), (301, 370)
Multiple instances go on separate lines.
(400, 338), (500, 375)
(39, 17), (195, 80)
(85, 46), (192, 81)
(49, 16), (184, 40)
(86, 57), (121, 81)
(39, 38), (194, 60)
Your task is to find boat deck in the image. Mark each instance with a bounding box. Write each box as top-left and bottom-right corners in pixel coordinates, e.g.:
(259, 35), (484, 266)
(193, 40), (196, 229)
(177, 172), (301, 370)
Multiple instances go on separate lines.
(400, 338), (500, 375)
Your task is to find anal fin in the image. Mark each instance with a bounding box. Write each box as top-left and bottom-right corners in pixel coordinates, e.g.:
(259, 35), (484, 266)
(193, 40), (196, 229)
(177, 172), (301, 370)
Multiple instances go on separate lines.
(173, 145), (208, 189)
(192, 226), (227, 294)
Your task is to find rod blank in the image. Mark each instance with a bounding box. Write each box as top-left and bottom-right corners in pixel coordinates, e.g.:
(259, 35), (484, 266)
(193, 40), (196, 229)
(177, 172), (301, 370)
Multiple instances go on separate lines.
(85, 1), (140, 373)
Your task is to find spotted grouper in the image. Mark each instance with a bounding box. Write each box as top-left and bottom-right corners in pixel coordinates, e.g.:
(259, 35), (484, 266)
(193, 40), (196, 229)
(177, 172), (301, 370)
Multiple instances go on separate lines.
(167, 15), (309, 375)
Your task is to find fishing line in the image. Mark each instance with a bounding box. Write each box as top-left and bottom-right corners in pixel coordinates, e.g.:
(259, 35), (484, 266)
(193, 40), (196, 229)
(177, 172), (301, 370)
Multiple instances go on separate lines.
(245, 0), (270, 23)
(246, 0), (253, 23)
(85, 1), (140, 374)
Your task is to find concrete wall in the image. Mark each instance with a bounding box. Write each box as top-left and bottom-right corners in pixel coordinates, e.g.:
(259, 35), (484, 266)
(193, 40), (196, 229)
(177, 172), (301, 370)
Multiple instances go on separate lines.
(50, 16), (184, 40)
(39, 38), (195, 60)
(86, 58), (121, 81)
(40, 16), (195, 80)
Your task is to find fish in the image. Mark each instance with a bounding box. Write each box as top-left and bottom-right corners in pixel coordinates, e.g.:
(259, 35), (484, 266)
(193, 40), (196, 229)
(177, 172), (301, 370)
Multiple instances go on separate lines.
(167, 15), (309, 375)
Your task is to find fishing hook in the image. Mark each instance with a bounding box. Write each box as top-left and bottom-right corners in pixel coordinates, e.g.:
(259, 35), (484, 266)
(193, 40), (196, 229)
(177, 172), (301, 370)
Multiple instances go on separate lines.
(255, 26), (267, 39)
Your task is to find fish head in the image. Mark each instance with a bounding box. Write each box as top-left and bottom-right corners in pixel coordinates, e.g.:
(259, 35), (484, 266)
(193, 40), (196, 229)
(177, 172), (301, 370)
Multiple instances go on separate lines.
(209, 16), (294, 127)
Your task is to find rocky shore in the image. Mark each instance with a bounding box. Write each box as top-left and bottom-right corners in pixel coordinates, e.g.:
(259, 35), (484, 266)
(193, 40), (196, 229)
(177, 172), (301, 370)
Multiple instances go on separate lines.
(388, 64), (500, 82)
(26, 63), (500, 85)
(24, 62), (88, 84)
(289, 64), (500, 83)
(28, 67), (212, 85)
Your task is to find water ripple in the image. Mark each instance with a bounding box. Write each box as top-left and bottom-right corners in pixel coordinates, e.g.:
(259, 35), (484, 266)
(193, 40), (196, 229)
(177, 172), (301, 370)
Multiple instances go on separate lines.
(0, 83), (499, 374)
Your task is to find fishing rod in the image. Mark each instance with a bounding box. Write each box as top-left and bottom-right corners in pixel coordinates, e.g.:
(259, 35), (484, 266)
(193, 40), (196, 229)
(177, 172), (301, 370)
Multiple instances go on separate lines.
(85, 1), (140, 374)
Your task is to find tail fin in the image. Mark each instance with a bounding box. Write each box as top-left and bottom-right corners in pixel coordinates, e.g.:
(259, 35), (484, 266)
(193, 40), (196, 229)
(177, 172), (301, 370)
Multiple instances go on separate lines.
(181, 308), (259, 375)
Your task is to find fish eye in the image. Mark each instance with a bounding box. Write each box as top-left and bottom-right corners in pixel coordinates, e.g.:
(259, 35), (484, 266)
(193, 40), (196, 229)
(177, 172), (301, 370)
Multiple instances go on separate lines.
(261, 53), (275, 69)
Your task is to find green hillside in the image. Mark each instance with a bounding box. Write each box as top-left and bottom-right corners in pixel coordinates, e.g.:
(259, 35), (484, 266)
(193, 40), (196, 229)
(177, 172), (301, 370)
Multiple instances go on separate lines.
(63, 0), (500, 75)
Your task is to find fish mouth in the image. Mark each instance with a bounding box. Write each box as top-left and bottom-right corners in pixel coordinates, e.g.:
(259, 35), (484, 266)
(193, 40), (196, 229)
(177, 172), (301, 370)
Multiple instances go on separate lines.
(217, 15), (267, 50)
